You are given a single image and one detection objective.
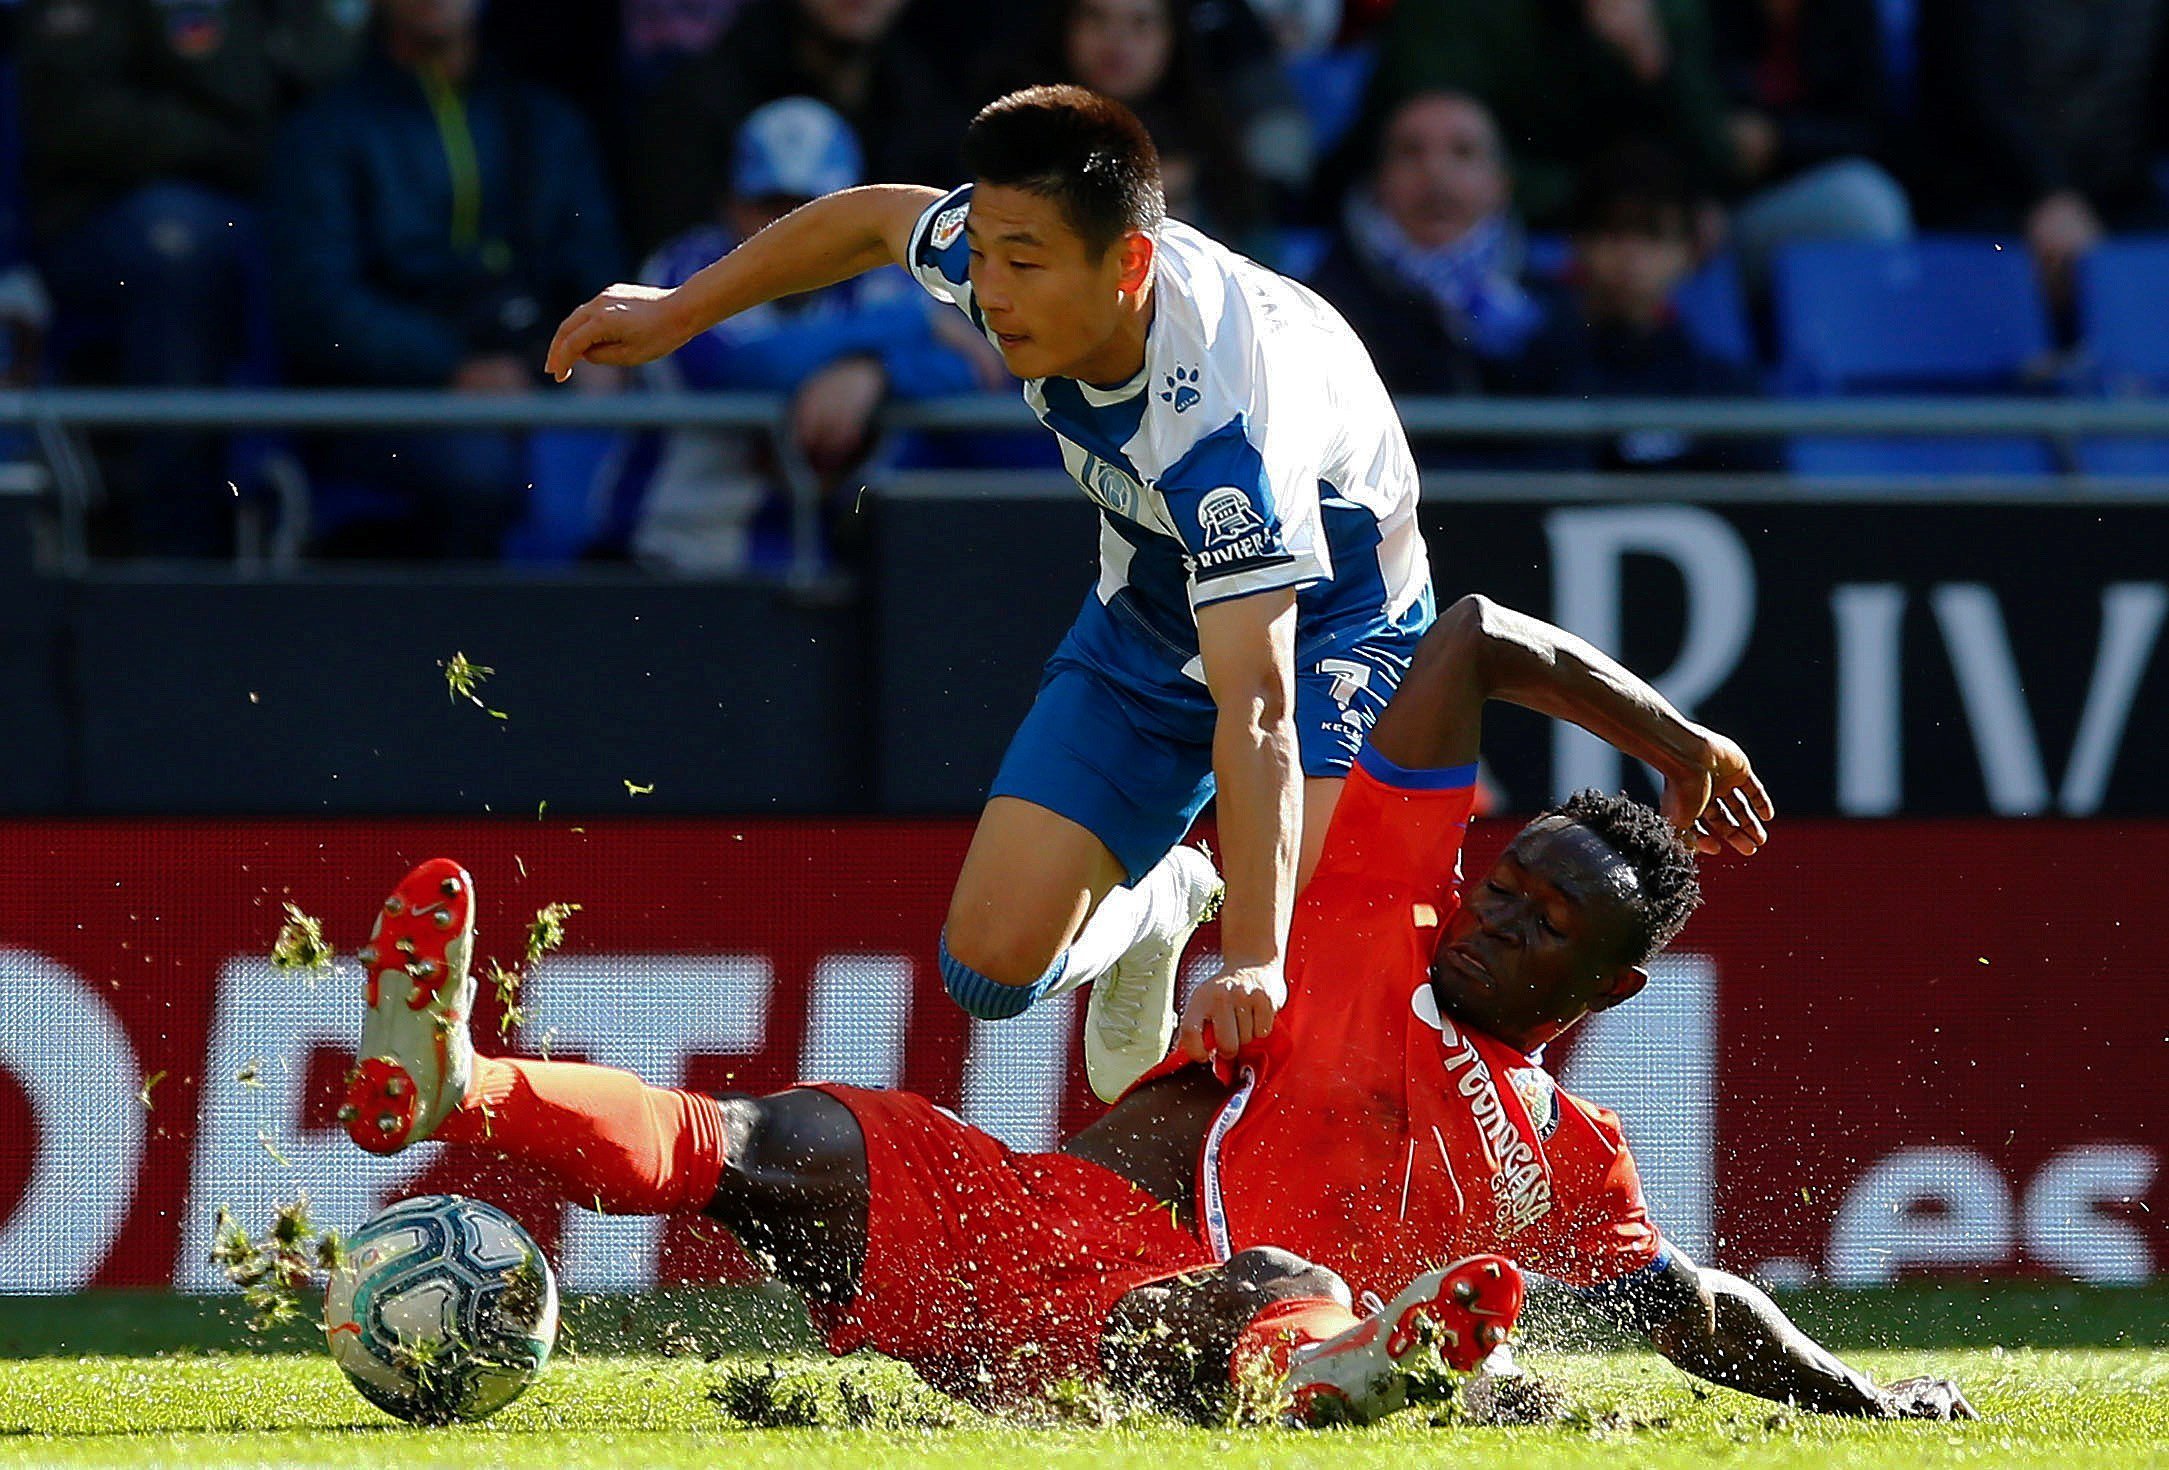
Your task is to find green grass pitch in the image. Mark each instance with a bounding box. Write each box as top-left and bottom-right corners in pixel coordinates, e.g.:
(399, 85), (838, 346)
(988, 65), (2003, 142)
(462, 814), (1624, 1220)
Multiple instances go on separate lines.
(2, 1284), (2166, 1468)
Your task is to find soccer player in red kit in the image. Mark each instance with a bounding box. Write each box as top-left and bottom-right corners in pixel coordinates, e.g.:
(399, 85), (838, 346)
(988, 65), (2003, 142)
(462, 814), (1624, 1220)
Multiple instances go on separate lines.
(339, 595), (1971, 1425)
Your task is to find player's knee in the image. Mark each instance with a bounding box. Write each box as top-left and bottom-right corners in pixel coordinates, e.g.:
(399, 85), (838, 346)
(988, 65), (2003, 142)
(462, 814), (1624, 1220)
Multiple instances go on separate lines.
(719, 1089), (868, 1198)
(938, 921), (1066, 1017)
(1222, 1247), (1352, 1310)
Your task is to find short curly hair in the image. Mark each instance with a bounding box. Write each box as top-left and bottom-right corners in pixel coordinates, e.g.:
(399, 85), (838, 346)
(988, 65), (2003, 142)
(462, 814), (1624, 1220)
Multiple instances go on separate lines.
(1543, 790), (1702, 965)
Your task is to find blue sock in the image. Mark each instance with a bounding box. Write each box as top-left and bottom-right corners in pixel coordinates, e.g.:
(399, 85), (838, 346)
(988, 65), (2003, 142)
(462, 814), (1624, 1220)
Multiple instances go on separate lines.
(938, 932), (1068, 1019)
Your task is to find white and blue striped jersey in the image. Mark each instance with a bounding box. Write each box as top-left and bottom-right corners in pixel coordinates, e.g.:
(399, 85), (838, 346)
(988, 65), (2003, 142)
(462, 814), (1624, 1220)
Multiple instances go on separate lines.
(905, 185), (1432, 695)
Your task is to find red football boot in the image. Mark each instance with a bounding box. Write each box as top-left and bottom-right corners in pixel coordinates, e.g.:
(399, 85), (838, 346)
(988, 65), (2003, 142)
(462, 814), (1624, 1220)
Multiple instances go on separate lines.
(340, 859), (477, 1155)
(1279, 1254), (1526, 1425)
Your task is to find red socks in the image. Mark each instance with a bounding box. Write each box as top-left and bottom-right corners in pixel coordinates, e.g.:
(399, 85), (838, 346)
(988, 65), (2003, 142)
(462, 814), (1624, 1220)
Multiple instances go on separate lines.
(1228, 1296), (1362, 1383)
(436, 1056), (728, 1216)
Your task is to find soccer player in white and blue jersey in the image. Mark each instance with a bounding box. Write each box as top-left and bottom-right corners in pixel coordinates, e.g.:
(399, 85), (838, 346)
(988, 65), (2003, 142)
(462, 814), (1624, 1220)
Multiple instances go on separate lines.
(548, 86), (1432, 1102)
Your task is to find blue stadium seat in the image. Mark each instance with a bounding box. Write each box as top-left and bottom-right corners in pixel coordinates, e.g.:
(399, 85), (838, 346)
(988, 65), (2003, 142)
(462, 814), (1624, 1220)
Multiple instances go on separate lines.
(2075, 238), (2169, 475)
(1672, 251), (1754, 368)
(1773, 238), (2055, 475)
(2079, 238), (2169, 383)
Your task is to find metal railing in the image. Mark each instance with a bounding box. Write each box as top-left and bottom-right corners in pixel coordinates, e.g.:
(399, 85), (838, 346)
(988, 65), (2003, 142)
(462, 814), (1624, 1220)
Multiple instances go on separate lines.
(13, 388), (2169, 574)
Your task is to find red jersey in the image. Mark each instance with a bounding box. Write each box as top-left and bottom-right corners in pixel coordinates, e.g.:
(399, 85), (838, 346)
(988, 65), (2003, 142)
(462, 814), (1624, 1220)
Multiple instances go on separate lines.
(1193, 746), (1665, 1295)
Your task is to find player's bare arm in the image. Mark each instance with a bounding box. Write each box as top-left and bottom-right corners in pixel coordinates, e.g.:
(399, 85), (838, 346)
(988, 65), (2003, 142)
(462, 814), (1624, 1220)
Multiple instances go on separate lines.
(1371, 594), (1775, 856)
(1601, 1248), (1975, 1420)
(1182, 587), (1302, 1061)
(544, 184), (941, 380)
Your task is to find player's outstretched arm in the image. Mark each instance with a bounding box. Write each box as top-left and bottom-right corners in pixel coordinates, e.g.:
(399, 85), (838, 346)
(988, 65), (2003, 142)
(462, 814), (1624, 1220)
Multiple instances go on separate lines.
(1367, 594), (1775, 856)
(1601, 1249), (1975, 1419)
(1181, 587), (1302, 1060)
(545, 184), (942, 380)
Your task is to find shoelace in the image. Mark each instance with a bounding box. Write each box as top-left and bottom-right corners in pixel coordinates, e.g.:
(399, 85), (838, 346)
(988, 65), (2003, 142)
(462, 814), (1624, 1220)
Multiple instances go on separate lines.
(1096, 970), (1155, 1045)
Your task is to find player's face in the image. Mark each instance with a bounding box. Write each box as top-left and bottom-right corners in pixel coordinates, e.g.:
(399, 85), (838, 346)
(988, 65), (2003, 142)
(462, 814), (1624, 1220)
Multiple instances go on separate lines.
(966, 185), (1150, 384)
(1432, 816), (1649, 1051)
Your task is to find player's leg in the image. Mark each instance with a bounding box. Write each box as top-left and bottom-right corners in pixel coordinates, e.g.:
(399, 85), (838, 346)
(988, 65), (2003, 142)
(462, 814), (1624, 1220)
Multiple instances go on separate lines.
(940, 664), (1218, 1020)
(941, 794), (1126, 997)
(340, 859), (872, 1304)
(1296, 776), (1343, 890)
(1104, 1248), (1526, 1426)
(1291, 633), (1428, 887)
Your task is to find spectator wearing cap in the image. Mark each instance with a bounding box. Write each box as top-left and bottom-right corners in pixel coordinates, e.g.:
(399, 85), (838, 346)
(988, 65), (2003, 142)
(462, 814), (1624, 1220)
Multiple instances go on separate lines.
(1307, 91), (1542, 398)
(627, 0), (967, 257)
(21, 0), (368, 554)
(267, 0), (620, 558)
(1505, 140), (1778, 473)
(622, 97), (999, 576)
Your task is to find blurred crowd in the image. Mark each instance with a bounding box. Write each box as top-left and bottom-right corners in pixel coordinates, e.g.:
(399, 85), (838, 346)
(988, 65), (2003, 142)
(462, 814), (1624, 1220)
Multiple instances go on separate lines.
(6, 0), (2169, 564)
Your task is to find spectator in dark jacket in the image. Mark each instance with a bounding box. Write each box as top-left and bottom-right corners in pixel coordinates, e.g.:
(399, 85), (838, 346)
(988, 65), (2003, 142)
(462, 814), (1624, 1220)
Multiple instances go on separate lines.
(1365, 0), (1736, 229)
(1710, 0), (1912, 285)
(269, 0), (620, 558)
(22, 0), (366, 554)
(627, 0), (966, 256)
(1916, 0), (2165, 304)
(1508, 141), (1779, 473)
(1307, 90), (1541, 397)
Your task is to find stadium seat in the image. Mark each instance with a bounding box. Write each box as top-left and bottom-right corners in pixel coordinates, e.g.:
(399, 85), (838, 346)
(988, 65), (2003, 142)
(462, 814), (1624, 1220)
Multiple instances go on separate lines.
(1672, 251), (1754, 368)
(1773, 238), (2055, 476)
(2071, 237), (2169, 477)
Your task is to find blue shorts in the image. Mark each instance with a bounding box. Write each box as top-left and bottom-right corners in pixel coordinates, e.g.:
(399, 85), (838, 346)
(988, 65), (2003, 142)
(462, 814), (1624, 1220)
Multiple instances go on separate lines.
(988, 630), (1423, 886)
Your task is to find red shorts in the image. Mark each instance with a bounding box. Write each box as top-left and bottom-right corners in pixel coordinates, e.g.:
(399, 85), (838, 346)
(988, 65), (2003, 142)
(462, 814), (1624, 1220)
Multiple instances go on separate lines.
(804, 1085), (1216, 1407)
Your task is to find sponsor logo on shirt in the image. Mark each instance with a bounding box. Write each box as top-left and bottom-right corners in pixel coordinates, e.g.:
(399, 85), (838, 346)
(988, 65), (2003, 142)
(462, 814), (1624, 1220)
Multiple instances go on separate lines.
(1196, 486), (1265, 547)
(1159, 365), (1202, 412)
(1437, 1015), (1555, 1237)
(929, 204), (969, 253)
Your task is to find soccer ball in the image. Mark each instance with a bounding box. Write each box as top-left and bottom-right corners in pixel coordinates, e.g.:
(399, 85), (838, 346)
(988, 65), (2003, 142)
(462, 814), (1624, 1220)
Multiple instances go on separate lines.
(323, 1194), (558, 1424)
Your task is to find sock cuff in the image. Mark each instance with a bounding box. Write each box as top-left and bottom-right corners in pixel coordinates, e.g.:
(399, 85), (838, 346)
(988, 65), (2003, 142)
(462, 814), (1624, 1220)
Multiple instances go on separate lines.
(1229, 1296), (1361, 1385)
(938, 932), (1066, 1019)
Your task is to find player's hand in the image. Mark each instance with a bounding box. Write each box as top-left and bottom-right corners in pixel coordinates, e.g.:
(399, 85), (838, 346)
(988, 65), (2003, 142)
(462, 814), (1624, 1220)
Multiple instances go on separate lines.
(792, 356), (888, 474)
(1660, 725), (1774, 857)
(546, 283), (698, 381)
(1179, 963), (1285, 1062)
(1877, 1376), (1976, 1421)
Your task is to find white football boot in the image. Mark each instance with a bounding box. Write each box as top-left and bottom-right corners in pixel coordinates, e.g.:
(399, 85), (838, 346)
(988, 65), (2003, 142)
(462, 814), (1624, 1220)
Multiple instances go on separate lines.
(1084, 845), (1224, 1103)
(1278, 1254), (1527, 1426)
(340, 858), (478, 1155)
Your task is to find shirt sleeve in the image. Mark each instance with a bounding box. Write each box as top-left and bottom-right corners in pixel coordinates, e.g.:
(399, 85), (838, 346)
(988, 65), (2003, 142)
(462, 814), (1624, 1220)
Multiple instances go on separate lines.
(1306, 744), (1479, 908)
(1155, 414), (1330, 609)
(903, 183), (979, 322)
(1525, 1097), (1667, 1290)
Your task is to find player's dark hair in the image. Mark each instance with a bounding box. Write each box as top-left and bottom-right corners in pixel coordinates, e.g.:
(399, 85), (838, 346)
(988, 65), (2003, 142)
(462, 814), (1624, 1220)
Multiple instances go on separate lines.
(963, 85), (1165, 258)
(1544, 789), (1702, 965)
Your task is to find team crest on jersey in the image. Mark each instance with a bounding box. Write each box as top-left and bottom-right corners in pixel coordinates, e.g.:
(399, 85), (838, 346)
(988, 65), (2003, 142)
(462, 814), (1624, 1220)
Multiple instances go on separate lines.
(1073, 450), (1143, 518)
(929, 204), (969, 253)
(1196, 486), (1265, 547)
(1507, 1067), (1562, 1141)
